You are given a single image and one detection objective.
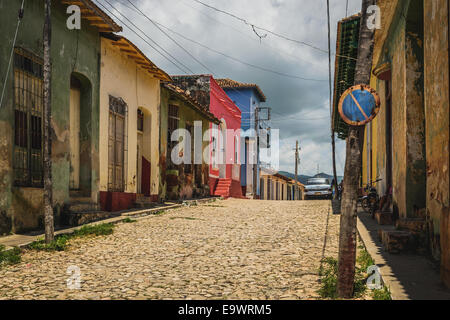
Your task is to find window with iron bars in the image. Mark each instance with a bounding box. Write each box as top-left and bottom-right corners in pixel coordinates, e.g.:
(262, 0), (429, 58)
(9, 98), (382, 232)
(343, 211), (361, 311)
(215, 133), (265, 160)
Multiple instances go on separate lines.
(13, 48), (44, 188)
(137, 108), (144, 132)
(168, 104), (179, 169)
(184, 123), (194, 174)
(108, 95), (127, 192)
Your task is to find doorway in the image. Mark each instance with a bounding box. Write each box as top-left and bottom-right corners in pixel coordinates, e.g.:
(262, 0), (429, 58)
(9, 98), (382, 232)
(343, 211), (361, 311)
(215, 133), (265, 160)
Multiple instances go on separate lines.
(69, 77), (81, 190)
(219, 120), (227, 179)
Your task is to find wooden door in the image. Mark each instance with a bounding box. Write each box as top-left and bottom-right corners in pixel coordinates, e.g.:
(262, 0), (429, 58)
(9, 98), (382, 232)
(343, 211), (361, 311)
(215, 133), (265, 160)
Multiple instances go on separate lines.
(69, 87), (80, 190)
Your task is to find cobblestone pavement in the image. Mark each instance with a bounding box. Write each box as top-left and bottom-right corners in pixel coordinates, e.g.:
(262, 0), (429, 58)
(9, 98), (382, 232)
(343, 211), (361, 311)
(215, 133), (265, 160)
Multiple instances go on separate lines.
(0, 199), (340, 300)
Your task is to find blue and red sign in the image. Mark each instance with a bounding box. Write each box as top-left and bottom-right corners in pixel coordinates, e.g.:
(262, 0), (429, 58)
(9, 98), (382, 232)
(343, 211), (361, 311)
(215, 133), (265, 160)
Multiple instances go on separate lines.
(338, 84), (380, 126)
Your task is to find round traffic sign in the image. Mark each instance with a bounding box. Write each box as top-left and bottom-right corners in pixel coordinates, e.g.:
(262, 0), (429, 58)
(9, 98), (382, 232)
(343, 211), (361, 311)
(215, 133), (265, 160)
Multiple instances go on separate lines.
(338, 84), (380, 126)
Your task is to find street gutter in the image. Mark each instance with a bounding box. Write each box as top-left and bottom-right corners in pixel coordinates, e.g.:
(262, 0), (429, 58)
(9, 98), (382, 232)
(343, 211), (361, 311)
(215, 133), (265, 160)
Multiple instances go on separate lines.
(0, 197), (222, 250)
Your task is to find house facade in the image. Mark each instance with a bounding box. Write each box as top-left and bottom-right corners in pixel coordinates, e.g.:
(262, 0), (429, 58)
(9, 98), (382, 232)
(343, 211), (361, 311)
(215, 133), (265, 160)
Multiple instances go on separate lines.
(172, 75), (243, 198)
(216, 79), (267, 199)
(259, 170), (304, 201)
(98, 36), (170, 212)
(159, 83), (221, 201)
(340, 0), (450, 288)
(0, 0), (121, 234)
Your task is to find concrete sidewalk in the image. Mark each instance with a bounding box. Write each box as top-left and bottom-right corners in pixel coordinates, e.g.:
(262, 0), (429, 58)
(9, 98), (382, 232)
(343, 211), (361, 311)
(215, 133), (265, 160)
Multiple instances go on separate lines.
(0, 197), (218, 250)
(357, 212), (450, 300)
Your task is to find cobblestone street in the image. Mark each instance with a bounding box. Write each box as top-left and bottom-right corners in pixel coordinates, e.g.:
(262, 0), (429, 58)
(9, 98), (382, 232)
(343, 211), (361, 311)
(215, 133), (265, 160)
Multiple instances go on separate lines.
(0, 199), (339, 300)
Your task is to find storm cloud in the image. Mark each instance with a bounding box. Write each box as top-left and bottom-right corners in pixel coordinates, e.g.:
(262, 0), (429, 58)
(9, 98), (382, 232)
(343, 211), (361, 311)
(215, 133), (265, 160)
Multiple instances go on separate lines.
(103, 0), (362, 175)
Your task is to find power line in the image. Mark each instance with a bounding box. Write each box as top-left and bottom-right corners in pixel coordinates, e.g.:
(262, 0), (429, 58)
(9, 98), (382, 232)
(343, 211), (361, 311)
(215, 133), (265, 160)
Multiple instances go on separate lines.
(178, 0), (329, 71)
(152, 20), (327, 82)
(94, 0), (192, 74)
(126, 0), (214, 74)
(191, 0), (328, 53)
(0, 0), (25, 109)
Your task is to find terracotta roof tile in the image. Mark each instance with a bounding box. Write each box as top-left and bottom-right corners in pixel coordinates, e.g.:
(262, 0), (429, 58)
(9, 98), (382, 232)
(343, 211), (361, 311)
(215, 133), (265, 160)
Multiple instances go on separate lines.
(215, 78), (266, 102)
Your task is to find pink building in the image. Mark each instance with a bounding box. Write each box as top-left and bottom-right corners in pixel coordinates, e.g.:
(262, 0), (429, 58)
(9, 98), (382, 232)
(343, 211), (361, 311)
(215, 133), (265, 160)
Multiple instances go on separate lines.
(172, 75), (243, 198)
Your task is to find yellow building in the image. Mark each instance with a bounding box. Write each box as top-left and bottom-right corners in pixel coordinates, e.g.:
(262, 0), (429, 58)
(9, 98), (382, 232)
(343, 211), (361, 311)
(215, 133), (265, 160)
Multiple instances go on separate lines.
(99, 35), (170, 211)
(259, 169), (304, 200)
(335, 0), (450, 288)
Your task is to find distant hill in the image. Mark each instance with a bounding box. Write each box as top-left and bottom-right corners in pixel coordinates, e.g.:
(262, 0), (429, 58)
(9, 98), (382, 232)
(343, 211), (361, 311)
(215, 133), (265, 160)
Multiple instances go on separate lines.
(278, 171), (343, 185)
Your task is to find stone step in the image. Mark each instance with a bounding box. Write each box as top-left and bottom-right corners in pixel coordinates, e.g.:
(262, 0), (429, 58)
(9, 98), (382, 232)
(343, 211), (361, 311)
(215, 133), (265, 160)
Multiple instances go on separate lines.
(62, 211), (114, 227)
(134, 202), (158, 209)
(381, 230), (413, 254)
(375, 211), (393, 225)
(65, 202), (100, 213)
(395, 218), (426, 234)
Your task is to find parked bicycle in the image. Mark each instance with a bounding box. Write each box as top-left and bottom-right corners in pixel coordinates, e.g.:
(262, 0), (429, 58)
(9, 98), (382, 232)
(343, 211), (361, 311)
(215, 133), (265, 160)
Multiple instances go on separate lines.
(359, 179), (382, 217)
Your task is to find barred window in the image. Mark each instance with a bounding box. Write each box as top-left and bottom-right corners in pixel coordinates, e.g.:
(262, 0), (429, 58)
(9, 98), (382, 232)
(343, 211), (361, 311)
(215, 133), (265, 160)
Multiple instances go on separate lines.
(13, 48), (44, 188)
(168, 105), (179, 168)
(184, 123), (193, 174)
(108, 95), (127, 192)
(137, 109), (144, 132)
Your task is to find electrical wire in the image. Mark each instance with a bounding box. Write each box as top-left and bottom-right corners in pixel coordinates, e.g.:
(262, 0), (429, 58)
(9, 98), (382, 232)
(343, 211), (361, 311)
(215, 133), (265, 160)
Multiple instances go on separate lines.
(153, 20), (327, 82)
(0, 0), (25, 109)
(126, 0), (214, 74)
(190, 0), (328, 53)
(94, 0), (192, 74)
(176, 0), (329, 71)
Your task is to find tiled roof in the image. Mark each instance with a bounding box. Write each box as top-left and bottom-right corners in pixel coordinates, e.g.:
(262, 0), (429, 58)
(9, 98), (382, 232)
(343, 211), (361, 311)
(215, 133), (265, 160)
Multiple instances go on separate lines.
(215, 78), (266, 102)
(108, 36), (171, 81)
(162, 83), (221, 124)
(61, 0), (122, 33)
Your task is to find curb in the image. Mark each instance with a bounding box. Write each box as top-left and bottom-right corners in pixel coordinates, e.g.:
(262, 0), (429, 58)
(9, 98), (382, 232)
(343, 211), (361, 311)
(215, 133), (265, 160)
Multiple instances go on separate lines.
(0, 197), (222, 251)
(357, 216), (408, 300)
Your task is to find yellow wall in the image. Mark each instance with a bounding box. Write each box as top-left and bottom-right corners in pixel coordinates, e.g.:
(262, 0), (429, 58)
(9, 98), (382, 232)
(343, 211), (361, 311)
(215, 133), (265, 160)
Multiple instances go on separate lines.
(99, 38), (161, 196)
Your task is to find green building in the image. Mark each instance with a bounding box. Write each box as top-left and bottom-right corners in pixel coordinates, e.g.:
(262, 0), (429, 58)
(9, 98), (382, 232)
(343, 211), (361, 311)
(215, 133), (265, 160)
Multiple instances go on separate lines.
(0, 0), (121, 234)
(160, 83), (220, 201)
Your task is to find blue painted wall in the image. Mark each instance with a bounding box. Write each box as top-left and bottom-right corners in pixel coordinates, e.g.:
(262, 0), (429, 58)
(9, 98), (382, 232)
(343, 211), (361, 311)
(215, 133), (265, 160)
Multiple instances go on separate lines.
(223, 88), (263, 194)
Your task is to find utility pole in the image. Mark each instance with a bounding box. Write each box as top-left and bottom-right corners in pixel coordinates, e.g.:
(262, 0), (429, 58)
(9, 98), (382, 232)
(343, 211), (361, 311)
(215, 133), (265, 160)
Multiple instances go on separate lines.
(337, 0), (376, 298)
(43, 0), (54, 243)
(294, 141), (299, 200)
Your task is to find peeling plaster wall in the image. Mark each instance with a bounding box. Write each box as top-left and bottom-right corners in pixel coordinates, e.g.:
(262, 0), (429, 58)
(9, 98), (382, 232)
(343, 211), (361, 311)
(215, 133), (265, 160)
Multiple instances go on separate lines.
(159, 87), (212, 200)
(424, 0), (450, 286)
(0, 0), (101, 233)
(99, 38), (161, 197)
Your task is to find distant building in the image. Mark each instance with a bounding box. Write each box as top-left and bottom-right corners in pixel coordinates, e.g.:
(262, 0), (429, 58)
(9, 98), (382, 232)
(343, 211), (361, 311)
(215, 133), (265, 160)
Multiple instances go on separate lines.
(259, 169), (303, 201)
(172, 75), (244, 198)
(216, 79), (268, 199)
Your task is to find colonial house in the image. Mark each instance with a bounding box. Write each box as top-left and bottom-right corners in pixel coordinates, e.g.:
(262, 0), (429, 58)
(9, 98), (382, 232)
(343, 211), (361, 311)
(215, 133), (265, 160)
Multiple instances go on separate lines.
(171, 75), (244, 199)
(159, 83), (221, 201)
(0, 0), (121, 234)
(98, 35), (170, 212)
(259, 169), (304, 201)
(333, 0), (450, 288)
(216, 79), (268, 199)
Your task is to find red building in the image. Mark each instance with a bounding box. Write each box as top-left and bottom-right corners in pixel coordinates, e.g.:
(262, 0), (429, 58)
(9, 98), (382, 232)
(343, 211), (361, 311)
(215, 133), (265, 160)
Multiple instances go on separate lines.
(172, 75), (243, 198)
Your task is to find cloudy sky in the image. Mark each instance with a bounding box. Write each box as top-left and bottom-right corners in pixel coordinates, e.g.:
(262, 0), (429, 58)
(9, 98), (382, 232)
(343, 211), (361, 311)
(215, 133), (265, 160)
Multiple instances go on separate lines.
(100, 0), (363, 176)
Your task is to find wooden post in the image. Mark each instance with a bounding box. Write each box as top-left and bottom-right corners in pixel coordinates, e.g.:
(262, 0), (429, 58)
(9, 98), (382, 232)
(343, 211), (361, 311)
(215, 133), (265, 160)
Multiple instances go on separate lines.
(337, 0), (376, 298)
(43, 0), (54, 243)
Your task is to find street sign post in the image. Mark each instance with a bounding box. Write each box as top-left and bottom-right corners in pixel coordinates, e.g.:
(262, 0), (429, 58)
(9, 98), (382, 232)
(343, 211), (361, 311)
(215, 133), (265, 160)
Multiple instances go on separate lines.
(338, 84), (380, 126)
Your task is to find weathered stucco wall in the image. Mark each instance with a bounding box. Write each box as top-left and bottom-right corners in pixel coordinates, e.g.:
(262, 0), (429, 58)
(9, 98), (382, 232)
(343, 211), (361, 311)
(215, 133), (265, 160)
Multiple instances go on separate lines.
(99, 38), (161, 197)
(159, 87), (212, 200)
(0, 0), (101, 233)
(424, 0), (450, 286)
